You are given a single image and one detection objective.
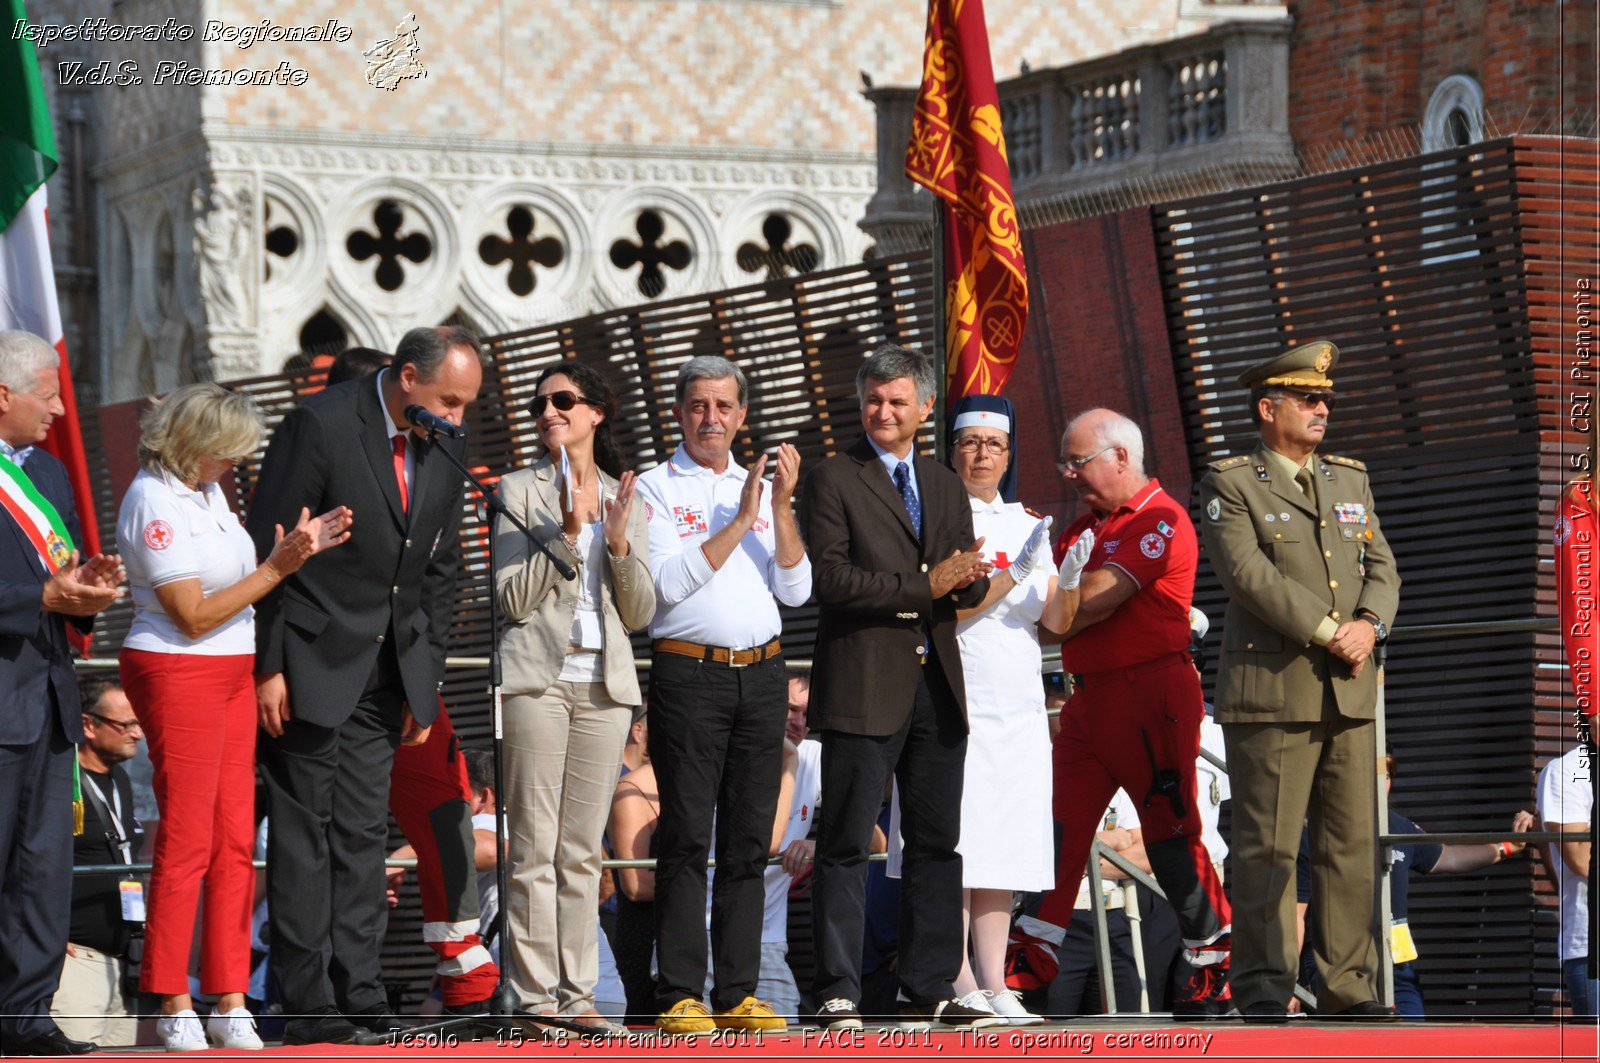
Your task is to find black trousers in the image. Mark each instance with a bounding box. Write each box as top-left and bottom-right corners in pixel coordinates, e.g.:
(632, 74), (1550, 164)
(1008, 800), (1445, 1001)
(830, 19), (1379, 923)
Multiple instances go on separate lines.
(261, 648), (404, 1014)
(648, 651), (786, 1011)
(0, 718), (72, 1041)
(812, 664), (967, 1009)
(1050, 909), (1141, 1016)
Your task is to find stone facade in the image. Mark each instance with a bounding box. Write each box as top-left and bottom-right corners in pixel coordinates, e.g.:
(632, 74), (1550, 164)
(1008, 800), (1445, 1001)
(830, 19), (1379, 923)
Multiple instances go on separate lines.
(27, 0), (1238, 398)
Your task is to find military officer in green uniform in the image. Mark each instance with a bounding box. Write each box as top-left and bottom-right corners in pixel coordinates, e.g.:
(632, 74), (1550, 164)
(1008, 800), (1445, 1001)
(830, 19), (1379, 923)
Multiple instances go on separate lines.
(1198, 340), (1401, 1023)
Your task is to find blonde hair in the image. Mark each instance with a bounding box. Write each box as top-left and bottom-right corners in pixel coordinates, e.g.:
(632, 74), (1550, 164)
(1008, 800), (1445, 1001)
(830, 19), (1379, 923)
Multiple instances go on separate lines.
(138, 383), (263, 485)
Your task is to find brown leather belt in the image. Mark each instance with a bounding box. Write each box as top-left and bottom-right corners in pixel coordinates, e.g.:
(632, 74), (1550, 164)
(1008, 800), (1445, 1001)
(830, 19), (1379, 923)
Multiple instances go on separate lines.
(652, 637), (781, 668)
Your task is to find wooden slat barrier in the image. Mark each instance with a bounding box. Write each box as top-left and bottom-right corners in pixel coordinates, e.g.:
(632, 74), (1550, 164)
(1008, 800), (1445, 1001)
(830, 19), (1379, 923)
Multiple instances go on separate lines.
(1154, 135), (1596, 1017)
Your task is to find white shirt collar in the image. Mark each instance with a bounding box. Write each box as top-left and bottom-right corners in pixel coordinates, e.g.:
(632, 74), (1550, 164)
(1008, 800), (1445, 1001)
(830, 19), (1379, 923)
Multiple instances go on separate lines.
(866, 436), (918, 485)
(669, 442), (743, 479)
(158, 467), (204, 502)
(0, 439), (35, 466)
(374, 369), (407, 440)
(968, 492), (1007, 515)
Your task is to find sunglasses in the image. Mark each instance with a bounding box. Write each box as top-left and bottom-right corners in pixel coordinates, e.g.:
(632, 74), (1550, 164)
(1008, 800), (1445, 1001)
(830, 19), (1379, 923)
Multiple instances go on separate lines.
(529, 391), (600, 417)
(1278, 390), (1337, 413)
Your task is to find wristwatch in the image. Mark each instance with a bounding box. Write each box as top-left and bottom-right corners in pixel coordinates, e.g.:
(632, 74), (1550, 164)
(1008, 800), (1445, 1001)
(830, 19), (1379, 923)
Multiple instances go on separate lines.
(1357, 611), (1388, 642)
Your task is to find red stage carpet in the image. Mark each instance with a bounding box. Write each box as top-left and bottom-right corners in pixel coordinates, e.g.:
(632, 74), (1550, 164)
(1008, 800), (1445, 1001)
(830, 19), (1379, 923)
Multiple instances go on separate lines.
(85, 1020), (1598, 1061)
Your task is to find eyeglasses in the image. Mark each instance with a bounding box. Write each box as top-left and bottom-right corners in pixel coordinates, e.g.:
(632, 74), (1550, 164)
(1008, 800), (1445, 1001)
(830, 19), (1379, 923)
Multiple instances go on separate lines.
(529, 391), (600, 417)
(88, 713), (142, 736)
(954, 437), (1010, 457)
(1276, 389), (1336, 413)
(1056, 445), (1116, 475)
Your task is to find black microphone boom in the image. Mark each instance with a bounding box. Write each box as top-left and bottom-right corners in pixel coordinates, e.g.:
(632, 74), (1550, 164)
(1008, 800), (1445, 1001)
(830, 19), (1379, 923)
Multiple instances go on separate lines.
(405, 404), (466, 439)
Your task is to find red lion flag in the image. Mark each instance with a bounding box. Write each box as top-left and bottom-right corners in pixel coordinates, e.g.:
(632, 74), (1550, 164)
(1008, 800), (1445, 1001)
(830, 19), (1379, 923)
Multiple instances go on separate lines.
(905, 0), (1028, 401)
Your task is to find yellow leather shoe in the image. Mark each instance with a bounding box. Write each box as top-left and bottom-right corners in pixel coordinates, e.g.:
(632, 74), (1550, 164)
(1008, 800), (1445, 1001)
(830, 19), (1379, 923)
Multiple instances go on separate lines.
(713, 996), (787, 1032)
(656, 998), (716, 1035)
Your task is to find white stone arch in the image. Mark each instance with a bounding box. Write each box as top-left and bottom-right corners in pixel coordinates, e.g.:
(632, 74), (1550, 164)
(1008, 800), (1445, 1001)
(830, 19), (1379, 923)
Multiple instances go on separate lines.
(103, 207), (136, 355)
(328, 177), (460, 322)
(1422, 74), (1485, 152)
(125, 196), (173, 341)
(259, 171), (329, 316)
(461, 183), (590, 325)
(717, 190), (845, 289)
(590, 186), (718, 309)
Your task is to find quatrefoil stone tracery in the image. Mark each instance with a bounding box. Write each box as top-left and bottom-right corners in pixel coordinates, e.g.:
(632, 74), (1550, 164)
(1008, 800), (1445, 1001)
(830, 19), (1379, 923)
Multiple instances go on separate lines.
(347, 199), (432, 292)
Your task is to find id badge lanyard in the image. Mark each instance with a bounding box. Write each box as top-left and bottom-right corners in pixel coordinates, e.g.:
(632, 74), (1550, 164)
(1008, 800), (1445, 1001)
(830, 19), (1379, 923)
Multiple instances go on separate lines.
(82, 775), (144, 922)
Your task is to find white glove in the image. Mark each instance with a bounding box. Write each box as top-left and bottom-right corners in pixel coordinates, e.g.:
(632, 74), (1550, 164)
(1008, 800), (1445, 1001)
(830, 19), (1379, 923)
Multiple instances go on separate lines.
(1008, 516), (1054, 585)
(1057, 528), (1095, 590)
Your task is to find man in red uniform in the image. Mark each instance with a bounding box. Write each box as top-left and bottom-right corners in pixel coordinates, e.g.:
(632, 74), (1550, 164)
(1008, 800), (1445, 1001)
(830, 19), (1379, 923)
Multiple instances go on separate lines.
(387, 701), (500, 1011)
(1007, 408), (1232, 1017)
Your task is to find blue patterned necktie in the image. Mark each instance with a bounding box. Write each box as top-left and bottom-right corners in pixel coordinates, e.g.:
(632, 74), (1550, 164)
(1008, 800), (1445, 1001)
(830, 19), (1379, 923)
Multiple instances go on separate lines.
(894, 461), (922, 539)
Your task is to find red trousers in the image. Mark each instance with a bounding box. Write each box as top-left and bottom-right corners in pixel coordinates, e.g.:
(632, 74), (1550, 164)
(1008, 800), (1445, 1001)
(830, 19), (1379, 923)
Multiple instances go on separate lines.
(389, 704), (499, 1005)
(120, 649), (256, 996)
(1037, 654), (1231, 962)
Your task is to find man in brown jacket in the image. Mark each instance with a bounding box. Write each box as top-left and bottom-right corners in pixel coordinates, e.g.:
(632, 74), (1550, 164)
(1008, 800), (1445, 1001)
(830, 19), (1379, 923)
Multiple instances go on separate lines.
(1198, 340), (1401, 1023)
(800, 344), (997, 1032)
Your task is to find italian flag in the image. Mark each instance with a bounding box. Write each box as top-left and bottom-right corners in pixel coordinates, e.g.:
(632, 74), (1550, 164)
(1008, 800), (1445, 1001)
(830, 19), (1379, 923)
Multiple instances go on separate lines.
(1, 0), (101, 562)
(3, 0), (100, 655)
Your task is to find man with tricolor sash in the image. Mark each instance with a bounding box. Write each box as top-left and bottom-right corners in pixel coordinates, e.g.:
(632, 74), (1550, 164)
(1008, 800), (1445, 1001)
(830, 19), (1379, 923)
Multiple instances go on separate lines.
(0, 329), (124, 1056)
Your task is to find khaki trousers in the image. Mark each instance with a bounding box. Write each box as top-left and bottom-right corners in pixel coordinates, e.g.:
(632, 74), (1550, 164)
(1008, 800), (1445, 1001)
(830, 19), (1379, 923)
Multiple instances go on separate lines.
(502, 680), (631, 1013)
(1223, 702), (1379, 1013)
(50, 945), (138, 1047)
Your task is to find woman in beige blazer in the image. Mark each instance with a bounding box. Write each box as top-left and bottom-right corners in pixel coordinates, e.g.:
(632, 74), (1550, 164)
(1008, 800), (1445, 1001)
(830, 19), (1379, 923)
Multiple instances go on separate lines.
(494, 361), (654, 1031)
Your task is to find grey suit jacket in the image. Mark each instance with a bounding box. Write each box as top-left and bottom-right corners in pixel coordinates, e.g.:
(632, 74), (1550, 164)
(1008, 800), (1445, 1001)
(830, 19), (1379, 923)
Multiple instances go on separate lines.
(494, 456), (654, 705)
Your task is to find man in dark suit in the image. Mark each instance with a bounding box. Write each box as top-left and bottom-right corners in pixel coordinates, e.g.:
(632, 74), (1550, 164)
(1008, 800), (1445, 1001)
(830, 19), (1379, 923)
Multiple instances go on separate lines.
(0, 329), (124, 1056)
(248, 325), (483, 1044)
(800, 343), (997, 1031)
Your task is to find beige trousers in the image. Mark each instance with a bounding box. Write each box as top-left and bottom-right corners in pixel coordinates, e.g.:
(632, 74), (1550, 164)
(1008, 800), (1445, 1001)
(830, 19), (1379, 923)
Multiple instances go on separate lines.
(51, 944), (138, 1047)
(502, 679), (632, 1013)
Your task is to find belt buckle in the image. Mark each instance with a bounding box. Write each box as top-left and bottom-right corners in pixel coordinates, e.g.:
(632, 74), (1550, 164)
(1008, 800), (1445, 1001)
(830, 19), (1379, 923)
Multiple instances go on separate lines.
(728, 647), (750, 668)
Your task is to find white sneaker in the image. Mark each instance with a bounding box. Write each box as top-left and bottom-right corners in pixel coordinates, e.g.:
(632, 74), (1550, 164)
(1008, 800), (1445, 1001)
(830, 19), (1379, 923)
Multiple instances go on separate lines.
(207, 1006), (265, 1050)
(156, 1010), (208, 1052)
(987, 988), (1045, 1026)
(956, 990), (998, 1015)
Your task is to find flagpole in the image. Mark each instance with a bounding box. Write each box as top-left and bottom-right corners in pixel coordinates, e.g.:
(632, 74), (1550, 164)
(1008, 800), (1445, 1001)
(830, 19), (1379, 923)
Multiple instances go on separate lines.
(932, 201), (948, 463)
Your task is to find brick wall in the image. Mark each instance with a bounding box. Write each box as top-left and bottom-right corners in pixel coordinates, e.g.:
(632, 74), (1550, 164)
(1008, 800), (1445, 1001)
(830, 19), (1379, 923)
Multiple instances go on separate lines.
(1287, 0), (1597, 167)
(1006, 207), (1189, 527)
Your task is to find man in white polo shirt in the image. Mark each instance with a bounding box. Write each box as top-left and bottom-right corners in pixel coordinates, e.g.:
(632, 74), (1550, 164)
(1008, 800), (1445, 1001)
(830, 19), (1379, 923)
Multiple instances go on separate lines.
(634, 355), (810, 1034)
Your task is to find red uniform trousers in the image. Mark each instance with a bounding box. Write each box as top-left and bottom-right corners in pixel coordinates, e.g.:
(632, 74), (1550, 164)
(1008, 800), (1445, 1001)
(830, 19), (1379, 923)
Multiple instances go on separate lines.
(120, 650), (256, 995)
(1037, 653), (1231, 963)
(388, 704), (499, 1005)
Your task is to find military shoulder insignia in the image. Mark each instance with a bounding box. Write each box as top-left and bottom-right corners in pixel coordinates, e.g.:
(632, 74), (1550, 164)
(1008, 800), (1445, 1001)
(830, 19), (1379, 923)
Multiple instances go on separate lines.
(1206, 497), (1222, 522)
(1323, 454), (1367, 471)
(1207, 455), (1249, 472)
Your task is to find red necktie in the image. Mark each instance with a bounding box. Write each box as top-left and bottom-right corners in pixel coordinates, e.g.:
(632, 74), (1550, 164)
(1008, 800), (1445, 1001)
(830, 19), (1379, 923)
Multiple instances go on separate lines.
(392, 434), (409, 513)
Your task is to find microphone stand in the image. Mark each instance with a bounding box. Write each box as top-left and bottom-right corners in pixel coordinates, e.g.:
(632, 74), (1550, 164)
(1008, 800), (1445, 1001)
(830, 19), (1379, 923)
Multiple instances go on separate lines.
(381, 426), (588, 1044)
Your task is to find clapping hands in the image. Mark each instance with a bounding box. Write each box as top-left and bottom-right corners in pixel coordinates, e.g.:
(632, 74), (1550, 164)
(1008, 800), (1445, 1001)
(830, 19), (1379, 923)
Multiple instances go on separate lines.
(1057, 528), (1095, 590)
(1008, 516), (1054, 584)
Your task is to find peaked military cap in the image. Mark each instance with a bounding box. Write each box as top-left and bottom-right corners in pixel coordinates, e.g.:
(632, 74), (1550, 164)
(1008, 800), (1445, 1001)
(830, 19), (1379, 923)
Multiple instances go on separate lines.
(1237, 339), (1339, 389)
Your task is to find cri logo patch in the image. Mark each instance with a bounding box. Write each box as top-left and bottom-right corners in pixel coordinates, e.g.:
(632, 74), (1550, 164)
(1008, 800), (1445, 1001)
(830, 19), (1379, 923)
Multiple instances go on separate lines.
(143, 520), (174, 551)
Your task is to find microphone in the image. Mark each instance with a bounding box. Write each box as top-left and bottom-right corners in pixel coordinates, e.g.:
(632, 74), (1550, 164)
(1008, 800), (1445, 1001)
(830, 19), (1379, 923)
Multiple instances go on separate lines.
(405, 405), (466, 439)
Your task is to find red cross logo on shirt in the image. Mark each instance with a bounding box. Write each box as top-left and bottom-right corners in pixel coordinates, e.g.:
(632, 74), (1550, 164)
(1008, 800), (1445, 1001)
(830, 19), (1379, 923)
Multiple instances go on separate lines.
(143, 520), (173, 551)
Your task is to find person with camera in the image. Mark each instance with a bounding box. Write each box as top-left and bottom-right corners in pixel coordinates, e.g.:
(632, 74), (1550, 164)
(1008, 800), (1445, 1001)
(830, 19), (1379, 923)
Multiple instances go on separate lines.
(51, 679), (146, 1049)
